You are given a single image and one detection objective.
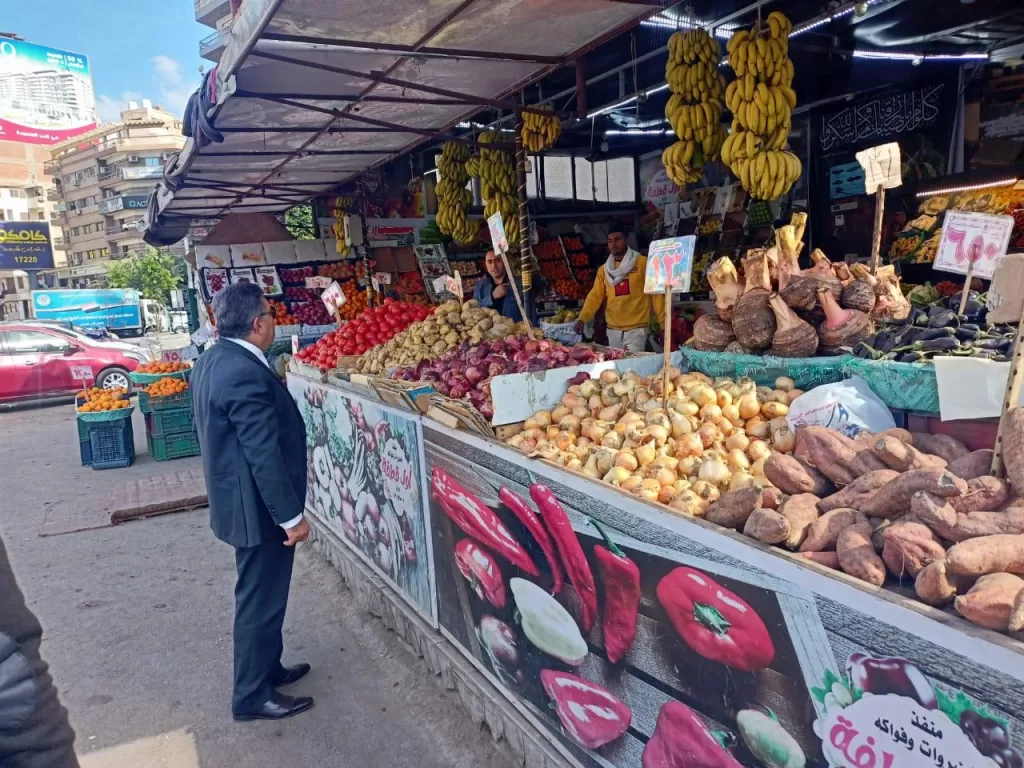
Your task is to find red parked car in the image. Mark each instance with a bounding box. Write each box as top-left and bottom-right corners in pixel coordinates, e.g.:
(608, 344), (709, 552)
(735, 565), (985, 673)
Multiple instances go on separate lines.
(0, 322), (150, 404)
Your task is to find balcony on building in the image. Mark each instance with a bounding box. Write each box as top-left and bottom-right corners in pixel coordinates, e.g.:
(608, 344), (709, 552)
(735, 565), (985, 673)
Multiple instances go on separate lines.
(200, 28), (228, 61)
(52, 237), (66, 251)
(106, 219), (144, 242)
(195, 0), (231, 27)
(47, 186), (61, 201)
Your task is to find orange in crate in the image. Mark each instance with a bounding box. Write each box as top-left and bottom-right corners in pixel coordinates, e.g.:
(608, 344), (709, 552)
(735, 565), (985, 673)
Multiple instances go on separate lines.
(136, 360), (191, 374)
(145, 377), (189, 398)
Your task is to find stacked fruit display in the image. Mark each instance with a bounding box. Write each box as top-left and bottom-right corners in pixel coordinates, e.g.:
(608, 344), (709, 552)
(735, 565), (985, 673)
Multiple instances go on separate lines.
(295, 299), (433, 370)
(435, 141), (476, 244)
(337, 285), (369, 321)
(662, 29), (728, 187)
(269, 300), (298, 325)
(467, 132), (518, 247)
(318, 261), (361, 281)
(520, 108), (561, 153)
(721, 11), (803, 200)
(290, 301), (333, 326)
(145, 377), (189, 398)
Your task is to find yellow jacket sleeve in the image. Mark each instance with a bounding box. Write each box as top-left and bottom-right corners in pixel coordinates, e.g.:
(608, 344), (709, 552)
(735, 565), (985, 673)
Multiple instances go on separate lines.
(650, 289), (666, 326)
(578, 268), (606, 324)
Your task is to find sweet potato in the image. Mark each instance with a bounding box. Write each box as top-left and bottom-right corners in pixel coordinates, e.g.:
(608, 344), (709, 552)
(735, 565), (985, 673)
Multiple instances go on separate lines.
(705, 486), (762, 529)
(763, 454), (835, 496)
(743, 508), (792, 544)
(817, 470), (900, 514)
(871, 436), (947, 472)
(947, 449), (995, 481)
(1010, 588), (1024, 632)
(911, 433), (969, 464)
(877, 427), (913, 444)
(954, 573), (1024, 631)
(837, 521), (887, 586)
(798, 551), (841, 569)
(800, 508), (868, 552)
(912, 491), (1024, 542)
(1002, 409), (1024, 496)
(915, 560), (956, 607)
(949, 476), (1009, 515)
(881, 522), (946, 579)
(860, 469), (967, 519)
(946, 534), (1024, 576)
(794, 427), (861, 487)
(870, 518), (892, 553)
(778, 494), (820, 550)
(760, 486), (784, 510)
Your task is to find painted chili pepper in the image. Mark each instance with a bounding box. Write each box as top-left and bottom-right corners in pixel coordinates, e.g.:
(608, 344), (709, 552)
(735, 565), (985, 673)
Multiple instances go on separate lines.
(846, 653), (937, 709)
(590, 518), (640, 664)
(499, 487), (565, 594)
(656, 566), (774, 671)
(509, 578), (587, 666)
(529, 483), (598, 632)
(643, 700), (743, 768)
(454, 539), (506, 609)
(539, 669), (632, 750)
(432, 467), (539, 576)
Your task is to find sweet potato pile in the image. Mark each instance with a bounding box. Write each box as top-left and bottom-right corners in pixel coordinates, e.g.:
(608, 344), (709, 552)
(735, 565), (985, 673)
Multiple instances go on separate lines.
(715, 424), (1024, 636)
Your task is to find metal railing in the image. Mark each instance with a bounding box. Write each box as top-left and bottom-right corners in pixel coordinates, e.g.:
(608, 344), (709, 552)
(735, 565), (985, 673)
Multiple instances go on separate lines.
(200, 30), (227, 57)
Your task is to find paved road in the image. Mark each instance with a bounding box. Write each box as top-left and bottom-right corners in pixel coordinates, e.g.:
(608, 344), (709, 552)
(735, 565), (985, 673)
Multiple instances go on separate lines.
(0, 403), (508, 767)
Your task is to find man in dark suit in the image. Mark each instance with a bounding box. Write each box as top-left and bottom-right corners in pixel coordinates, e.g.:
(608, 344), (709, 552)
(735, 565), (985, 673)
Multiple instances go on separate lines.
(192, 282), (313, 722)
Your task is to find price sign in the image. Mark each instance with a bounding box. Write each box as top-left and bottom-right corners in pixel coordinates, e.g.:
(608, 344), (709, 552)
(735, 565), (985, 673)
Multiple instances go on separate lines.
(487, 211), (509, 255)
(305, 276), (333, 289)
(291, 335), (300, 355)
(163, 345), (198, 363)
(321, 280), (346, 312)
(432, 274), (450, 295)
(432, 272), (463, 301)
(373, 272), (391, 285)
(855, 142), (902, 191)
(933, 211), (1014, 280)
(644, 236), (696, 294)
(71, 365), (93, 382)
(191, 324), (216, 346)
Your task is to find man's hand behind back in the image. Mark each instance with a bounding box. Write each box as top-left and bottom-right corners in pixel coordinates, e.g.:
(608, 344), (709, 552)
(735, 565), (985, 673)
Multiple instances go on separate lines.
(283, 517), (310, 547)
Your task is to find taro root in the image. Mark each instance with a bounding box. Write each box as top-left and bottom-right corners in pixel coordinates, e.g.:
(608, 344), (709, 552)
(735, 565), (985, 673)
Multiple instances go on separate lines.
(707, 257), (743, 322)
(780, 249), (842, 311)
(841, 280), (877, 313)
(817, 287), (873, 356)
(776, 223), (802, 290)
(732, 249), (775, 351)
(871, 270), (912, 322)
(768, 293), (819, 358)
(832, 261), (854, 286)
(692, 313), (735, 351)
(725, 340), (750, 354)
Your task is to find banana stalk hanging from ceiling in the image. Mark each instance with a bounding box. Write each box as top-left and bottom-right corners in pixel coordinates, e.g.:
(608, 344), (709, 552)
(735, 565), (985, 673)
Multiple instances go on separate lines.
(435, 141), (476, 244)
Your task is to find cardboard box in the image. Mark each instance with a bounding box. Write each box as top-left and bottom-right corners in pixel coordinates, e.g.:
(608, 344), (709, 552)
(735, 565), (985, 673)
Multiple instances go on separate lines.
(230, 243), (266, 267)
(263, 241), (297, 265)
(372, 246), (396, 272)
(295, 240), (327, 262)
(394, 246), (417, 272)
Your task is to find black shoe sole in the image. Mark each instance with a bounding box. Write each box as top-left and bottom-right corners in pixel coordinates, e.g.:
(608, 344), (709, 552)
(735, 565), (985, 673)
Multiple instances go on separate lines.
(271, 670), (310, 687)
(232, 701), (314, 722)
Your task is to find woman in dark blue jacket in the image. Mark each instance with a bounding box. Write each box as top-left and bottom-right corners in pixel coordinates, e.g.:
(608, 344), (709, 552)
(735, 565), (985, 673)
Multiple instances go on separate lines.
(472, 250), (538, 325)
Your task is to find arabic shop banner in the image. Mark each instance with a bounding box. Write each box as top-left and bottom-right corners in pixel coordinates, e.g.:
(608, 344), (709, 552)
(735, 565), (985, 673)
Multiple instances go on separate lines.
(287, 376), (436, 623)
(423, 423), (1023, 768)
(0, 222), (55, 270)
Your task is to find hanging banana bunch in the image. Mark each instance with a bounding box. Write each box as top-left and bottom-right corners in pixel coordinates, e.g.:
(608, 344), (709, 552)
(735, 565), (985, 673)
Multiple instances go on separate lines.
(521, 107), (561, 153)
(435, 141), (476, 244)
(721, 11), (803, 201)
(663, 28), (728, 188)
(331, 200), (351, 256)
(476, 131), (519, 248)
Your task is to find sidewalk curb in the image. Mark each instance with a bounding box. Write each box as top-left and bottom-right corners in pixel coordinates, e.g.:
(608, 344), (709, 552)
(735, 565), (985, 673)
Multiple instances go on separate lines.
(307, 516), (577, 768)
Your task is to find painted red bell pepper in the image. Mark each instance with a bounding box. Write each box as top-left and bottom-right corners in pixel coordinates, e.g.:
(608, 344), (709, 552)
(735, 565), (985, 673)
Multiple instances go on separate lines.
(529, 483), (598, 632)
(539, 670), (632, 749)
(454, 539), (506, 609)
(431, 467), (539, 576)
(656, 566), (774, 671)
(642, 701), (743, 768)
(590, 518), (640, 664)
(499, 487), (564, 594)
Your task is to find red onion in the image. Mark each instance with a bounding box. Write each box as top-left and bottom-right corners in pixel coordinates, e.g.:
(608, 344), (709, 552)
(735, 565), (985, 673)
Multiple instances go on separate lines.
(567, 371), (591, 386)
(465, 366), (484, 385)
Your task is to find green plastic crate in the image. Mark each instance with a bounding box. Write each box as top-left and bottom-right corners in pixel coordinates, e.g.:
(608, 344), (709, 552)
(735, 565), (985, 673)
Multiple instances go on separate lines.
(138, 389), (191, 414)
(148, 431), (201, 461)
(144, 408), (194, 437)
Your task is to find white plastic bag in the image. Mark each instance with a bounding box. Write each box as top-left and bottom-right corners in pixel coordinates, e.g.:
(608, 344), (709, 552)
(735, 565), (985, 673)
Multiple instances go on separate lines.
(540, 320), (581, 345)
(786, 376), (896, 438)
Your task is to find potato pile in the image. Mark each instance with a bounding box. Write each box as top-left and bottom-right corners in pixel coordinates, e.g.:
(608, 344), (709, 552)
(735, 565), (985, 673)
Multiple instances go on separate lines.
(506, 370), (802, 517)
(356, 299), (520, 375)
(709, 425), (1024, 637)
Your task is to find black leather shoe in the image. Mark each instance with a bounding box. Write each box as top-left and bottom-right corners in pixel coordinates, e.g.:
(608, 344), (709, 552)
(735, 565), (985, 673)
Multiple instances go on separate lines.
(272, 663), (311, 687)
(233, 692), (314, 722)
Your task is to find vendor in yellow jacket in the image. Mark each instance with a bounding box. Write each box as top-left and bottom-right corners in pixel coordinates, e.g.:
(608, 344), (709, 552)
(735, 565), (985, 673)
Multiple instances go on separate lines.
(574, 224), (664, 352)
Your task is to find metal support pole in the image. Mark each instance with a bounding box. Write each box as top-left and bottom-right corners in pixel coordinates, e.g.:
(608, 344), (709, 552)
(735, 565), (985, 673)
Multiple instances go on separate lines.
(514, 111), (537, 339)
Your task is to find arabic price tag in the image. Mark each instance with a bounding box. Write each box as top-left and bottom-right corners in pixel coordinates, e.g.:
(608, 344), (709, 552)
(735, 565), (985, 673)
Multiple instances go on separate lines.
(70, 365), (93, 381)
(487, 212), (509, 255)
(371, 275), (380, 292)
(644, 236), (696, 294)
(305, 276), (332, 289)
(855, 142), (902, 191)
(432, 274), (450, 295)
(448, 271), (463, 302)
(161, 349), (182, 363)
(932, 211), (1014, 280)
(373, 271), (391, 285)
(321, 281), (346, 312)
(191, 324), (216, 346)
(291, 335), (300, 355)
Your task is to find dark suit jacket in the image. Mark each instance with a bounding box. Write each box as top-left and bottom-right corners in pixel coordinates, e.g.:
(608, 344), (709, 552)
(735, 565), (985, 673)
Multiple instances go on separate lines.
(192, 340), (308, 549)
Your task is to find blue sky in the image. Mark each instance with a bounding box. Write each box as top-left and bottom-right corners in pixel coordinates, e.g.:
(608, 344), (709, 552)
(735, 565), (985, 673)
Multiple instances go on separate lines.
(5, 2), (208, 122)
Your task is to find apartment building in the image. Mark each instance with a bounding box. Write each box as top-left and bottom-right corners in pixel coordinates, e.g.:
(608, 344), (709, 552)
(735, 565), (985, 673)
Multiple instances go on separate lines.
(46, 101), (187, 288)
(196, 0), (237, 62)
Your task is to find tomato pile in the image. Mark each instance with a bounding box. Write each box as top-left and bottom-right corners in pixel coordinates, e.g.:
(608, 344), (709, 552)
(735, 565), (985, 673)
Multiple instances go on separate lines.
(295, 298), (433, 370)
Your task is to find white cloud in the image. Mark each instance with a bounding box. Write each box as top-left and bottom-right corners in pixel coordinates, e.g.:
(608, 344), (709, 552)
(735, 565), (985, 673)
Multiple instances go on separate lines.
(95, 55), (198, 123)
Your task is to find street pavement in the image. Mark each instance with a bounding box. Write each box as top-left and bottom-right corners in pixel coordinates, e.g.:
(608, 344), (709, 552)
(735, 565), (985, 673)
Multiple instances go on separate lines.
(0, 403), (509, 768)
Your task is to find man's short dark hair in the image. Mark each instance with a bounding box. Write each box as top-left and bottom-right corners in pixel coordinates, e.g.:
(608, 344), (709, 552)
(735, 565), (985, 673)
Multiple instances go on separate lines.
(213, 282), (265, 339)
(607, 223), (630, 238)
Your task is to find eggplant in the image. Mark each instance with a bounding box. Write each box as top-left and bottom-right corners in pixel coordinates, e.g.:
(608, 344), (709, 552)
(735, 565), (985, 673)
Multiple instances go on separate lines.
(972, 337), (1013, 351)
(854, 342), (882, 360)
(920, 337), (961, 352)
(899, 351), (926, 363)
(927, 307), (959, 329)
(912, 308), (929, 326)
(916, 327), (956, 341)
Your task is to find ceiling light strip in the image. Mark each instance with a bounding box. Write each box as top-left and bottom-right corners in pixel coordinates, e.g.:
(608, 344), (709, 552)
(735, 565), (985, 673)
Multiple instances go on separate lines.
(915, 178), (1019, 198)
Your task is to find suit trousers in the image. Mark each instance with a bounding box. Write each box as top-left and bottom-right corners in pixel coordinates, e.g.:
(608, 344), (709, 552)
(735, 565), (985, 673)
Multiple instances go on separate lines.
(232, 538), (295, 712)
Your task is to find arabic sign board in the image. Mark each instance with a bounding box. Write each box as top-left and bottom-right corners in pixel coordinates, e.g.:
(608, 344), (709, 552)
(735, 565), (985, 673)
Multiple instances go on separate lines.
(321, 281), (346, 312)
(932, 211), (1014, 280)
(487, 212), (509, 255)
(644, 236), (696, 294)
(0, 222), (55, 270)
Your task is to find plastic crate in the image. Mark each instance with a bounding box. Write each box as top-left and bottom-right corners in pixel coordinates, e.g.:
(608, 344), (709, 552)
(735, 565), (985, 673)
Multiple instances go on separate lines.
(130, 368), (191, 385)
(138, 389), (191, 414)
(148, 431), (201, 461)
(144, 408), (194, 437)
(79, 438), (92, 467)
(88, 418), (135, 470)
(76, 417), (89, 441)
